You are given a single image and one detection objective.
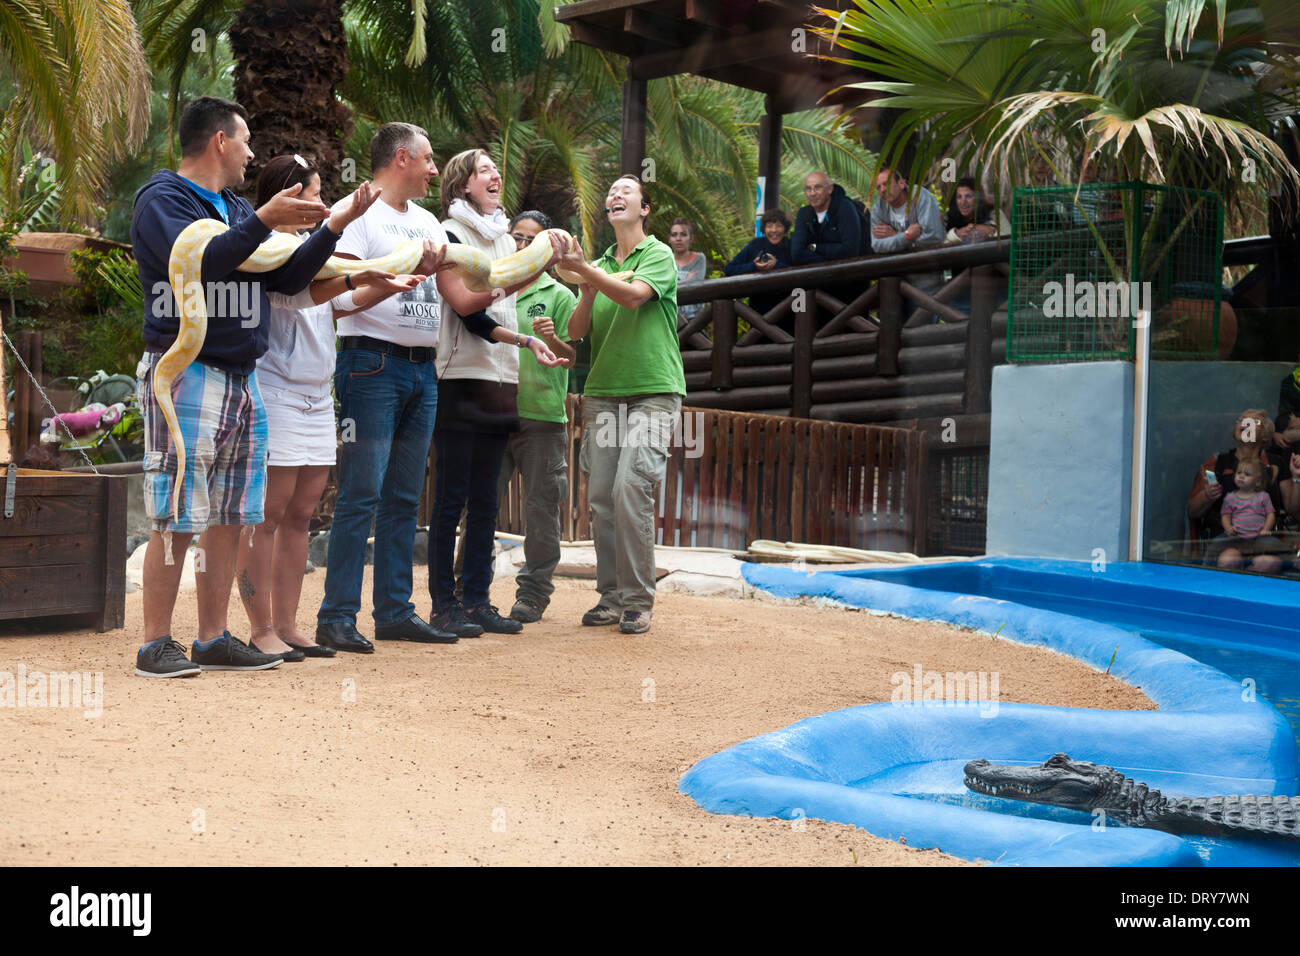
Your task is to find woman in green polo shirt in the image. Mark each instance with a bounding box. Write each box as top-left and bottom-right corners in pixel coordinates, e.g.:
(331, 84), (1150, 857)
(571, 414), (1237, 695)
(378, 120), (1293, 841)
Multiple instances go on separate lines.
(561, 175), (687, 635)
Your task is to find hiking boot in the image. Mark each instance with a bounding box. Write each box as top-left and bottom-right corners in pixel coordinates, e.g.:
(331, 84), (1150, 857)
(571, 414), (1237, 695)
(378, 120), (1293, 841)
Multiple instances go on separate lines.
(465, 603), (523, 634)
(431, 605), (485, 639)
(619, 610), (652, 634)
(135, 638), (202, 678)
(509, 598), (545, 623)
(581, 604), (620, 627)
(191, 631), (283, 671)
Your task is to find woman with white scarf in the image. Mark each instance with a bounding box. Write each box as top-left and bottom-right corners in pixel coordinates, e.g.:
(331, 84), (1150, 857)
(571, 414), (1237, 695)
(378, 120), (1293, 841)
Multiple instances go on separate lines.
(429, 148), (565, 637)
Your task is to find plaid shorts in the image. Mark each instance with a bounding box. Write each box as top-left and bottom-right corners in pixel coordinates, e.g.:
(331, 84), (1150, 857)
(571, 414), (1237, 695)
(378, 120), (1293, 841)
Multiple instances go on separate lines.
(137, 352), (267, 534)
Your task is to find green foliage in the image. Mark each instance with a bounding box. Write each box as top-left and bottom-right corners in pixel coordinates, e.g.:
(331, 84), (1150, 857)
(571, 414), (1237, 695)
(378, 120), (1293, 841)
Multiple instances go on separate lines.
(0, 0), (150, 225)
(815, 0), (1300, 227)
(340, 0), (877, 265)
(0, 218), (26, 298)
(68, 248), (144, 314)
(99, 30), (235, 241)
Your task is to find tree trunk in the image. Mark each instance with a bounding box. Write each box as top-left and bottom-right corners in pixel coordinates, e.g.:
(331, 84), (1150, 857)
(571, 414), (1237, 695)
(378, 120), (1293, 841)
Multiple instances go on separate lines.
(230, 0), (352, 202)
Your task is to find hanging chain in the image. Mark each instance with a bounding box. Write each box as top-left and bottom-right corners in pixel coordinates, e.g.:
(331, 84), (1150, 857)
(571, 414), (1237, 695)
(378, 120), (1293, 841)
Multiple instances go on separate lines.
(1, 329), (101, 473)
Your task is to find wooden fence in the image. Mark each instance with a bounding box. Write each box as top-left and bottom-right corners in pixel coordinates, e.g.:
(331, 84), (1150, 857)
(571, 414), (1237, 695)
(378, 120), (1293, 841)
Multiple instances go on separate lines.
(412, 397), (928, 554)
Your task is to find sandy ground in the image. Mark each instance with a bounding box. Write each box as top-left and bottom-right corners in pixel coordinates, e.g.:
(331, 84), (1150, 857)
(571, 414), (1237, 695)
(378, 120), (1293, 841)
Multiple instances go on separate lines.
(0, 568), (1153, 866)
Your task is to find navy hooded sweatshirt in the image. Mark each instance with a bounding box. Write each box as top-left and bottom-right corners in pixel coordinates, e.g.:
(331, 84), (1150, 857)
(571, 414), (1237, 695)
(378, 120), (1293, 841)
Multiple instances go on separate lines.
(132, 169), (341, 375)
(790, 183), (863, 265)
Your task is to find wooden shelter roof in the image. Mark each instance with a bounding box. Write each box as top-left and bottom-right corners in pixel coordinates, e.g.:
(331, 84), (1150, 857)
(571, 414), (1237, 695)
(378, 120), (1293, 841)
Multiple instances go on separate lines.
(555, 0), (874, 114)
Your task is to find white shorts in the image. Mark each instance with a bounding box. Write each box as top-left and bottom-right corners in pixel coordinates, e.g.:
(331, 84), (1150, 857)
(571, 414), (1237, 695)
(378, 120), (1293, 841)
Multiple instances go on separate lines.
(261, 384), (337, 467)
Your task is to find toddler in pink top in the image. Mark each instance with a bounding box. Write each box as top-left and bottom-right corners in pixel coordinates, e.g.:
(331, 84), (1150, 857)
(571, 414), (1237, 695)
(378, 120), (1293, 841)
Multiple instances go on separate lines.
(1220, 457), (1275, 539)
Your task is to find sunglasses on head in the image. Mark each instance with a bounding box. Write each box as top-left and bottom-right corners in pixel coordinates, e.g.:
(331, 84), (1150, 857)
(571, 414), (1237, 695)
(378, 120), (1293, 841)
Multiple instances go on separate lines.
(279, 153), (310, 194)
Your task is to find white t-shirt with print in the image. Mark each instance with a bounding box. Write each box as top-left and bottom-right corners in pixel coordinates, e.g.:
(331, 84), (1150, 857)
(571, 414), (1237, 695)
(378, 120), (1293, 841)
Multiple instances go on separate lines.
(330, 196), (446, 347)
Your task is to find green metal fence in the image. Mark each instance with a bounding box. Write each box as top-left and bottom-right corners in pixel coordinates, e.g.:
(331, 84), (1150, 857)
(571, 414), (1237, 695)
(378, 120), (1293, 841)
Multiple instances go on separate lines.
(1007, 182), (1224, 363)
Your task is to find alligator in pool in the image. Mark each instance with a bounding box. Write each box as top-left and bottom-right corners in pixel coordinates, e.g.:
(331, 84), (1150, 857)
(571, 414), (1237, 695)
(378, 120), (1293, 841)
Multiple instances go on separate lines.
(963, 754), (1300, 841)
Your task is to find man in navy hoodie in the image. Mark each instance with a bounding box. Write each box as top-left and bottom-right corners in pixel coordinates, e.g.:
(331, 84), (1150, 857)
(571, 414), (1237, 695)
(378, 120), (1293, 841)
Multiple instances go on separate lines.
(131, 96), (341, 678)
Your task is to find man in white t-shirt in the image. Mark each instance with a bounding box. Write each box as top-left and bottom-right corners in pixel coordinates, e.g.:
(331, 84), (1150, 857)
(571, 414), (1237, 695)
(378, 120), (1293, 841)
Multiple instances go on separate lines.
(317, 122), (512, 651)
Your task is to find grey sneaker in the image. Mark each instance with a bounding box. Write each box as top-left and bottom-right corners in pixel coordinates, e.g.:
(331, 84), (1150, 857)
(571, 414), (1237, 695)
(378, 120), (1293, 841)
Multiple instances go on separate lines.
(619, 610), (651, 634)
(509, 598), (545, 623)
(581, 604), (620, 627)
(191, 631), (283, 671)
(135, 638), (202, 678)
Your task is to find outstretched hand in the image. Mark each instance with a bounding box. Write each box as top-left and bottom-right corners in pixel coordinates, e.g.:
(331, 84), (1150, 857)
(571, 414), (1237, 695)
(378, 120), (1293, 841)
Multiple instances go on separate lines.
(367, 272), (426, 296)
(544, 231), (569, 269)
(557, 235), (587, 274)
(417, 240), (453, 276)
(256, 182), (331, 230)
(527, 337), (562, 367)
(329, 181), (382, 233)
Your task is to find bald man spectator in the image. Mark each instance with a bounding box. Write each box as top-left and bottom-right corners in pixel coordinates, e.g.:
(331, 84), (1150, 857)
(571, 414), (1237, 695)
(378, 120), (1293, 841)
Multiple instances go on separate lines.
(791, 172), (862, 266)
(871, 168), (945, 324)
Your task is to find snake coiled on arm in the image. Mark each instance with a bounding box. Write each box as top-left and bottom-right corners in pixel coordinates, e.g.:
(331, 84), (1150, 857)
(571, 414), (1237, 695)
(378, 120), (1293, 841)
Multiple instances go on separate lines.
(156, 220), (581, 554)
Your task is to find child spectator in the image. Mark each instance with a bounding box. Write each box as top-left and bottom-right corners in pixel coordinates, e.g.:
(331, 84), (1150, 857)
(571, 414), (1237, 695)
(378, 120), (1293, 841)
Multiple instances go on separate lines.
(1221, 457), (1275, 539)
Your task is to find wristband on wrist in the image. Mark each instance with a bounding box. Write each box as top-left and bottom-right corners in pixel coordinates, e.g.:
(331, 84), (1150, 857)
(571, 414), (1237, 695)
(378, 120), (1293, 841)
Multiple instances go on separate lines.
(344, 274), (354, 291)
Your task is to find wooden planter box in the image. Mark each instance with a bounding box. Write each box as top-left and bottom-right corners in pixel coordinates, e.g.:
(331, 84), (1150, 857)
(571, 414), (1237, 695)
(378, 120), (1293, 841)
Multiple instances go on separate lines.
(3, 232), (130, 297)
(0, 468), (126, 631)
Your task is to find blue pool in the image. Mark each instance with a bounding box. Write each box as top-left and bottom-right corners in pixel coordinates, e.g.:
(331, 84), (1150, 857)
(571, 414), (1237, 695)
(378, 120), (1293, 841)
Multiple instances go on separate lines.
(680, 558), (1300, 866)
(833, 559), (1300, 763)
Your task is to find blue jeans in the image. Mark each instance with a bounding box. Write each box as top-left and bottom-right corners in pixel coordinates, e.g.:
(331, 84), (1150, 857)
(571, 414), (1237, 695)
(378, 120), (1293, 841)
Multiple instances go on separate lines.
(430, 428), (509, 610)
(319, 348), (437, 627)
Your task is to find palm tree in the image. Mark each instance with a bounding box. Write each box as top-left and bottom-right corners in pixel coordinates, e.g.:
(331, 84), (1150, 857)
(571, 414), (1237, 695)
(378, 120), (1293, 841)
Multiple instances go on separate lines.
(229, 0), (352, 198)
(136, 0), (352, 198)
(0, 0), (151, 225)
(343, 0), (880, 263)
(814, 0), (1300, 220)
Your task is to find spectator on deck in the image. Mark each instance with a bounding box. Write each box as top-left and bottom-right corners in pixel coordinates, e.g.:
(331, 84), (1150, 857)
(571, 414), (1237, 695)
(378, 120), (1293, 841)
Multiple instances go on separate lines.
(724, 209), (793, 325)
(668, 218), (707, 329)
(791, 171), (862, 266)
(871, 168), (945, 324)
(945, 177), (998, 244)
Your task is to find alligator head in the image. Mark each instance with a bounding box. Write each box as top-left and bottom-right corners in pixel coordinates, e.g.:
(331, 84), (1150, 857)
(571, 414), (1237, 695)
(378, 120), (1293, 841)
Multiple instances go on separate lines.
(963, 753), (1123, 811)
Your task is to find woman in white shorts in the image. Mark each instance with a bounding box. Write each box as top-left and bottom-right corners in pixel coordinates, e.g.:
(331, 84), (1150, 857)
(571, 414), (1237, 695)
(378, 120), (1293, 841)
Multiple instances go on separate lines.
(236, 154), (423, 659)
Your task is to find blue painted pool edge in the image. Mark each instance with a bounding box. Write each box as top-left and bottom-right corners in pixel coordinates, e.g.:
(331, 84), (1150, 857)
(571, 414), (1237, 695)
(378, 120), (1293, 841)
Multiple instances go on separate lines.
(677, 561), (1297, 866)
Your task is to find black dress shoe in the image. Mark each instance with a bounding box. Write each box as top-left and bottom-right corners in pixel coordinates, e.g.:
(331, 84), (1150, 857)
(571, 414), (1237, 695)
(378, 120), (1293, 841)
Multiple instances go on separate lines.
(374, 614), (458, 645)
(431, 605), (485, 638)
(315, 621), (374, 654)
(250, 634), (306, 662)
(465, 603), (524, 635)
(296, 643), (337, 658)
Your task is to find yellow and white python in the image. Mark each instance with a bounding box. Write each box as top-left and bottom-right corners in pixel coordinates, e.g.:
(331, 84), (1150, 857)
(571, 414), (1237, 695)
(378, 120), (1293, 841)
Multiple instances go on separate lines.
(156, 219), (589, 539)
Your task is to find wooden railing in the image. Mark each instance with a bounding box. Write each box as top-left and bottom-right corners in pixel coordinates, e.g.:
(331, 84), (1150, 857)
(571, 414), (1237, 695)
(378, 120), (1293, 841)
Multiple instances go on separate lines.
(675, 240), (1013, 422)
(413, 397), (928, 554)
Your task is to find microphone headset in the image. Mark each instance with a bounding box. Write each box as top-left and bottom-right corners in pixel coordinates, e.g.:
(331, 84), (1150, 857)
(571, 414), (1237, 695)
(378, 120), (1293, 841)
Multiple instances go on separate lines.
(605, 199), (651, 213)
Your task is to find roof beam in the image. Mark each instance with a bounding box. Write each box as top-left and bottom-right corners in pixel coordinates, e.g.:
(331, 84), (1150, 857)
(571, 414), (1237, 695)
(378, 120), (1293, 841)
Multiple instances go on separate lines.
(567, 21), (664, 60)
(630, 25), (801, 79)
(684, 0), (723, 28)
(554, 0), (663, 23)
(623, 8), (689, 46)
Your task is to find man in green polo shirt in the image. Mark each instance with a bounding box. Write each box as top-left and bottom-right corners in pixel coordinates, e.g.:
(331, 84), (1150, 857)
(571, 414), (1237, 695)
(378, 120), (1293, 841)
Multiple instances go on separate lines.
(499, 211), (579, 623)
(561, 175), (687, 635)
